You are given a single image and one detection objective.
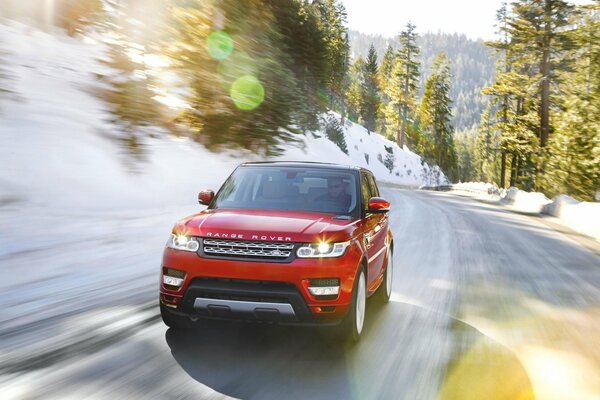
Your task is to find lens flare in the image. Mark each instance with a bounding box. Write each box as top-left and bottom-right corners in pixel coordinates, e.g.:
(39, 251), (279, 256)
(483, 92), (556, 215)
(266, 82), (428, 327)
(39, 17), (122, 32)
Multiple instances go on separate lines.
(230, 75), (265, 111)
(217, 51), (256, 88)
(317, 242), (331, 254)
(206, 31), (234, 61)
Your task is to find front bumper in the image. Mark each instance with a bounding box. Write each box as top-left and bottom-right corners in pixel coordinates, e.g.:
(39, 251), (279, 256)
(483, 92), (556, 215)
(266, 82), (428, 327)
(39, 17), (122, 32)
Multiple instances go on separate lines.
(159, 243), (363, 324)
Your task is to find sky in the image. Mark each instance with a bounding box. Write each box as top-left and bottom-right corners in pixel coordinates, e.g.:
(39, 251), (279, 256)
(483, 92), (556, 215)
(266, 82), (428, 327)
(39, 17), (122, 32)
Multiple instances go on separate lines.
(341, 0), (594, 41)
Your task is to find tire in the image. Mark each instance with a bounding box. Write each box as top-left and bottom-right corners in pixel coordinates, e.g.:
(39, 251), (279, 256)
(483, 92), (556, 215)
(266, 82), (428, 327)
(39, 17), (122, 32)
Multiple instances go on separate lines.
(375, 248), (393, 303)
(338, 267), (367, 343)
(160, 303), (191, 330)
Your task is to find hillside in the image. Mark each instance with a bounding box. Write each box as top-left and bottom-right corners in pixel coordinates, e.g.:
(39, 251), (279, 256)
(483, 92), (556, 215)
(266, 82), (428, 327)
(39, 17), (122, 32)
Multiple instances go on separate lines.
(348, 30), (496, 130)
(0, 22), (446, 213)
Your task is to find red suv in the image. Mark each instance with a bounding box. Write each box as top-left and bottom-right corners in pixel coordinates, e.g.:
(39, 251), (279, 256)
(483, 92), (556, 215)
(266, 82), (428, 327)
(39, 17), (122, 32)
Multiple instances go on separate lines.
(160, 162), (393, 341)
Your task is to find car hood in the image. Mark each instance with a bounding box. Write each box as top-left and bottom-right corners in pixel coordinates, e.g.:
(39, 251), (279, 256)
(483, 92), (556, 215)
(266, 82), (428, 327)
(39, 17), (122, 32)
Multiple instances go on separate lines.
(175, 208), (359, 243)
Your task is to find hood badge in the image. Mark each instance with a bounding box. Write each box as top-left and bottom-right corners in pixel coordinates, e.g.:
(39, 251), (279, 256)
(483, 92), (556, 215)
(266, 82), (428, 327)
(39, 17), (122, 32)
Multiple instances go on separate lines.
(205, 232), (292, 242)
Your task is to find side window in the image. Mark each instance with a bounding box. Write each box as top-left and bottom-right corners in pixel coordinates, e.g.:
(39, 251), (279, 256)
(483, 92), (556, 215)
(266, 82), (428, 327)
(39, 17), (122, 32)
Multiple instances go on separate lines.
(361, 172), (372, 212)
(367, 174), (380, 197)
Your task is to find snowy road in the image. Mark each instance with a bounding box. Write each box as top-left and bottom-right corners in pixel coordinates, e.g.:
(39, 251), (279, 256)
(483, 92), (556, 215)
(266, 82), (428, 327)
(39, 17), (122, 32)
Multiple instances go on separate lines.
(2, 188), (600, 399)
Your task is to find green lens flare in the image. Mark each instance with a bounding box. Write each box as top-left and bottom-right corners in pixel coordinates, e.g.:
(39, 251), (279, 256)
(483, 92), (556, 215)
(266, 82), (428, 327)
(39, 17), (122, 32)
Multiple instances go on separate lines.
(206, 31), (233, 61)
(216, 51), (255, 88)
(230, 75), (265, 111)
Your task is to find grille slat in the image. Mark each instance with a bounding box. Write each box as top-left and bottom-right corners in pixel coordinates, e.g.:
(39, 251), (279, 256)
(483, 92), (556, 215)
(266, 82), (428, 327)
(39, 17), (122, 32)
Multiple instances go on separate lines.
(201, 238), (295, 261)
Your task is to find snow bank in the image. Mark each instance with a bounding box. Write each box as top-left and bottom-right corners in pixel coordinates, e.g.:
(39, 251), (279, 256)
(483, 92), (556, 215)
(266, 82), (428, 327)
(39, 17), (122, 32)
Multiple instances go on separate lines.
(451, 182), (499, 197)
(501, 187), (552, 214)
(543, 195), (600, 241)
(452, 182), (496, 192)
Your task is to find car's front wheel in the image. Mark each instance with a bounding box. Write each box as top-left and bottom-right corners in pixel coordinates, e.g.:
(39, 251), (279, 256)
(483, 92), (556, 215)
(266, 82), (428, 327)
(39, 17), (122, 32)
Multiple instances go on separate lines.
(376, 248), (393, 303)
(338, 267), (367, 342)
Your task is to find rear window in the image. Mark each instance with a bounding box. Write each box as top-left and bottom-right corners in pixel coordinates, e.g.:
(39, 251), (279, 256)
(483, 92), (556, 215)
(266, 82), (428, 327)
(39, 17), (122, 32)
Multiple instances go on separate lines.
(213, 167), (358, 215)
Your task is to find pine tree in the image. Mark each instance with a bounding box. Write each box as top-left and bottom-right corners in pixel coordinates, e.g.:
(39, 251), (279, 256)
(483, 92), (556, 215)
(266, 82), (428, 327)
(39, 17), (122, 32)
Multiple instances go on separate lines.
(396, 22), (420, 148)
(474, 102), (501, 182)
(420, 52), (456, 178)
(98, 0), (163, 158)
(483, 0), (562, 190)
(455, 128), (478, 182)
(101, 42), (162, 130)
(377, 44), (395, 136)
(484, 2), (511, 187)
(270, 0), (329, 131)
(542, 2), (600, 201)
(503, 0), (574, 189)
(362, 44), (380, 133)
(170, 0), (304, 155)
(347, 57), (366, 123)
(384, 57), (403, 142)
(315, 0), (350, 122)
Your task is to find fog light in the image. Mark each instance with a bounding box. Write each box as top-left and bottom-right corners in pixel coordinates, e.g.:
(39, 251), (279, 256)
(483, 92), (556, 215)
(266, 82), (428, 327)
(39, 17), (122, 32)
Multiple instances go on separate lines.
(160, 294), (181, 307)
(163, 275), (184, 287)
(308, 286), (340, 296)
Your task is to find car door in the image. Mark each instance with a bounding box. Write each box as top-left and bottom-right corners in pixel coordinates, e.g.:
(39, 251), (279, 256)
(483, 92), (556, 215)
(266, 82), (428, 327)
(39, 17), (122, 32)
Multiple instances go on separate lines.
(361, 171), (384, 291)
(366, 173), (388, 289)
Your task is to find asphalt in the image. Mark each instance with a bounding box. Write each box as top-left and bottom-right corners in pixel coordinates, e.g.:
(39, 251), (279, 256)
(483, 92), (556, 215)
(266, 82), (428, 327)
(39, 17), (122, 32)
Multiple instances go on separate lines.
(2, 188), (599, 399)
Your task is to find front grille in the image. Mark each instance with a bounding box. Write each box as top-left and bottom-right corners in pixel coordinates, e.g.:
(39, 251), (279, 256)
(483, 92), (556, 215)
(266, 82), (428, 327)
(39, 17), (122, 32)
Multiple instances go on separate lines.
(200, 238), (295, 262)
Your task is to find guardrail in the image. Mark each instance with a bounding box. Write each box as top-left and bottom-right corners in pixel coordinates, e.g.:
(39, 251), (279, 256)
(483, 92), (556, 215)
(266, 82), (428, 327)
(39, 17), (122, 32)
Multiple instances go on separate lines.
(421, 184), (498, 196)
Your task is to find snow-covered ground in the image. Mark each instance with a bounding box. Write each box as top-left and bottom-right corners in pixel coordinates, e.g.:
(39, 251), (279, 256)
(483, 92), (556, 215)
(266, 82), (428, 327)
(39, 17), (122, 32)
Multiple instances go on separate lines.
(0, 21), (446, 369)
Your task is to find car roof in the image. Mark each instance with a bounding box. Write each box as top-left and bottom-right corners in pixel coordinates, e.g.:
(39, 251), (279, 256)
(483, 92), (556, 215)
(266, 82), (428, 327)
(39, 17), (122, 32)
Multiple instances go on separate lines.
(240, 161), (363, 171)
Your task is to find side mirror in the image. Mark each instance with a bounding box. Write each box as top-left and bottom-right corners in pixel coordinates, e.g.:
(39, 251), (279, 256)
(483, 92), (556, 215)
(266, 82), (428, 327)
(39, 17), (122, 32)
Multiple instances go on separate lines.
(198, 190), (215, 205)
(367, 197), (390, 213)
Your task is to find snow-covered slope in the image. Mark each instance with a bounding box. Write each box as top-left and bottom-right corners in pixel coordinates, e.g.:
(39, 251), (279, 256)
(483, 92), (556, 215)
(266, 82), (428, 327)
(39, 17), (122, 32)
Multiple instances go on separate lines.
(0, 22), (445, 213)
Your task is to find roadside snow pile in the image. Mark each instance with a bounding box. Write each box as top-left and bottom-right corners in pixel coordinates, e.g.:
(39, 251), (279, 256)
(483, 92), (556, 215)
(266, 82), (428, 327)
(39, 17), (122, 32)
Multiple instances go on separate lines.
(543, 195), (600, 241)
(450, 182), (499, 199)
(501, 187), (552, 214)
(0, 22), (446, 214)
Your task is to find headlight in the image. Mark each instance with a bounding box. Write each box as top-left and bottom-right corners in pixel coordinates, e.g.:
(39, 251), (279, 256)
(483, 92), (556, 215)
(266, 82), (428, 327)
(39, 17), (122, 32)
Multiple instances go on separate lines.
(296, 241), (350, 258)
(166, 234), (199, 252)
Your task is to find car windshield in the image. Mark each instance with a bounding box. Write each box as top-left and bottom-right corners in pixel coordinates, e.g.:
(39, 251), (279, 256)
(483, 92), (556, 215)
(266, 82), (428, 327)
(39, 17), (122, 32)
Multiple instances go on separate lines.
(213, 166), (358, 215)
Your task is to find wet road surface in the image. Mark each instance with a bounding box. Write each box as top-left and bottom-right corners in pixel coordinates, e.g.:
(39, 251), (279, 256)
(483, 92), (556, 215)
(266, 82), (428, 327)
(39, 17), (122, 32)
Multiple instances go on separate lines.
(2, 189), (599, 399)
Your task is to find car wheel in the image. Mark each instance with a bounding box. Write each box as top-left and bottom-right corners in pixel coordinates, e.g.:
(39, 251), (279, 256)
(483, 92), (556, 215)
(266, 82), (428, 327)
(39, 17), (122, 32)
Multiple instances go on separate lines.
(339, 267), (367, 342)
(160, 303), (190, 330)
(376, 248), (393, 303)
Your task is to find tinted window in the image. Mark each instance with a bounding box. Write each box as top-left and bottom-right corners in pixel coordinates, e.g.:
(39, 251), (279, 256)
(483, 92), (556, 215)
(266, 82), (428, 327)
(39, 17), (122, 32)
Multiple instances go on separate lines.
(368, 174), (380, 197)
(361, 172), (372, 211)
(214, 167), (358, 215)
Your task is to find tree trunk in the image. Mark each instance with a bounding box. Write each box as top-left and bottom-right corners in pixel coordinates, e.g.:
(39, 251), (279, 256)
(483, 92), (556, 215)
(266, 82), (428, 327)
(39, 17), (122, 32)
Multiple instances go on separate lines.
(500, 151), (507, 188)
(510, 154), (519, 187)
(401, 61), (410, 149)
(396, 105), (401, 146)
(401, 104), (407, 149)
(540, 0), (551, 149)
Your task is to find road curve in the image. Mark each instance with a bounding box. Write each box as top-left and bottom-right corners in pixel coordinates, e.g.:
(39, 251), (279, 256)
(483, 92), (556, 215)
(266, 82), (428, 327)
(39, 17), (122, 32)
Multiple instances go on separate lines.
(2, 189), (599, 400)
